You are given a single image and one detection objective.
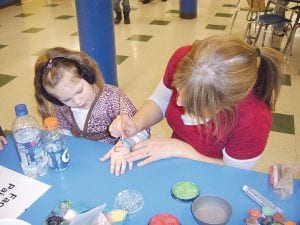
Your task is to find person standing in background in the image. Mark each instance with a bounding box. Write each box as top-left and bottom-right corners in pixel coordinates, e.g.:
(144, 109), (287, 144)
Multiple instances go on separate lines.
(113, 0), (131, 24)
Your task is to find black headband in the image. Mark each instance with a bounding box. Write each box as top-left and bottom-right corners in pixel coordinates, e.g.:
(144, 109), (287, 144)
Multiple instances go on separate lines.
(39, 57), (80, 106)
(39, 56), (96, 106)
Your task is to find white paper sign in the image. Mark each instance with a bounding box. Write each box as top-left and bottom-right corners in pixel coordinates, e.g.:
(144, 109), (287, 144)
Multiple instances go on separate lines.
(0, 165), (51, 219)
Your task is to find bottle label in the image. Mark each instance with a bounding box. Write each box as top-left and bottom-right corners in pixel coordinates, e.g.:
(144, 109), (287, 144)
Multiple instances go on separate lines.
(15, 132), (45, 166)
(45, 141), (70, 171)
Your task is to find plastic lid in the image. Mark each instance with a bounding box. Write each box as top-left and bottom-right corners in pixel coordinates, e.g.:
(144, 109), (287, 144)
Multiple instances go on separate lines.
(44, 117), (58, 130)
(171, 181), (199, 202)
(114, 190), (144, 214)
(15, 104), (28, 117)
(148, 213), (181, 225)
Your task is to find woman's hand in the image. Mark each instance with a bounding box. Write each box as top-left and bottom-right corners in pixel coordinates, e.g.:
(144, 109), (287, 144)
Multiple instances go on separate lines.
(99, 141), (133, 176)
(109, 115), (138, 138)
(0, 136), (8, 151)
(124, 138), (186, 167)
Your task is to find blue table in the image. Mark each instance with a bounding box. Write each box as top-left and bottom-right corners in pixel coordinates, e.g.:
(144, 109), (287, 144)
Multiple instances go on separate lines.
(1, 135), (299, 224)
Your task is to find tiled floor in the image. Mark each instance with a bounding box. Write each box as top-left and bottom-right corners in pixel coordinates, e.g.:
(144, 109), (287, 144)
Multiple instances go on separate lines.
(0, 0), (299, 177)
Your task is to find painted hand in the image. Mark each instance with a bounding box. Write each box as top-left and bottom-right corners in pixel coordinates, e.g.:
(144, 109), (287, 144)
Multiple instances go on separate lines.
(99, 141), (133, 176)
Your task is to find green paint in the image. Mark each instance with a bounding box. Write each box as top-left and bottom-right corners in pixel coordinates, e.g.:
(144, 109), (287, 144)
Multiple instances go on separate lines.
(172, 182), (199, 201)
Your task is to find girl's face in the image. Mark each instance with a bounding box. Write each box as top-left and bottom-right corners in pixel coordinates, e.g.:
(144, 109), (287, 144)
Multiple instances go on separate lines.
(45, 70), (95, 109)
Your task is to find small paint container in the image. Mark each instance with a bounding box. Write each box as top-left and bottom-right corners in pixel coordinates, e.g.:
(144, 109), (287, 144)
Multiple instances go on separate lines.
(191, 195), (232, 225)
(148, 213), (181, 225)
(171, 181), (200, 202)
(106, 209), (128, 225)
(114, 190), (144, 214)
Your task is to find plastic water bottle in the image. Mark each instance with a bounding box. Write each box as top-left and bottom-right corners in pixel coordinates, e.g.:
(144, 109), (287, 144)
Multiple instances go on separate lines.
(12, 104), (47, 178)
(43, 116), (70, 172)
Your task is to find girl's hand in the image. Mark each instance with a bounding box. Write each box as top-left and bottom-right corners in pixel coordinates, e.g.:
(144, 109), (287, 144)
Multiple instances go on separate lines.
(109, 115), (138, 138)
(124, 138), (184, 167)
(0, 136), (8, 151)
(99, 142), (133, 176)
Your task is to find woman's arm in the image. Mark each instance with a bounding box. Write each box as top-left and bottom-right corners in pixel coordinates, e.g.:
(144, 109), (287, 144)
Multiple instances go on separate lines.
(109, 80), (171, 138)
(133, 80), (172, 132)
(131, 100), (164, 132)
(109, 100), (164, 138)
(125, 137), (223, 167)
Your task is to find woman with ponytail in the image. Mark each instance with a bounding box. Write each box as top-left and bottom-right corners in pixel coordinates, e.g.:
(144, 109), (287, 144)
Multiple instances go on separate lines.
(109, 35), (283, 170)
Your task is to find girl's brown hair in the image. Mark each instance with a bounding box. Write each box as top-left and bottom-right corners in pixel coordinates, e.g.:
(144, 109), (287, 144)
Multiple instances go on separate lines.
(172, 35), (283, 137)
(34, 47), (105, 119)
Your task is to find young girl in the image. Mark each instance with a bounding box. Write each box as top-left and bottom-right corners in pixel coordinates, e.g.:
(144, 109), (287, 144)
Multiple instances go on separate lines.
(109, 35), (283, 170)
(34, 47), (149, 176)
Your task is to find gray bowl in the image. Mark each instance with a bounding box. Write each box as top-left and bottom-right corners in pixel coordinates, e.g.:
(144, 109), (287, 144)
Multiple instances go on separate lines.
(191, 195), (232, 225)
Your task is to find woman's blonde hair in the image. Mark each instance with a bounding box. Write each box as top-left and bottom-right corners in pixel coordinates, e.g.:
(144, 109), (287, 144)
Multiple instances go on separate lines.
(172, 35), (283, 137)
(34, 47), (105, 119)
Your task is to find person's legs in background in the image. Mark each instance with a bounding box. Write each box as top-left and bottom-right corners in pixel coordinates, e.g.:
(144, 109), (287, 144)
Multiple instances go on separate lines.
(113, 0), (123, 24)
(122, 0), (131, 24)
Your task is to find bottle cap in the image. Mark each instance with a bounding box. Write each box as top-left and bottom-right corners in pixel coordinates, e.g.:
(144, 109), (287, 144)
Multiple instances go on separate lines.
(15, 104), (28, 116)
(44, 117), (58, 130)
(114, 190), (144, 214)
(171, 181), (199, 202)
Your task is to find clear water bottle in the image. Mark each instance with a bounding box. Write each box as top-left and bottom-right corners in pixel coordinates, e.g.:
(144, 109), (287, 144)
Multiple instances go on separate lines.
(12, 104), (47, 178)
(43, 116), (70, 172)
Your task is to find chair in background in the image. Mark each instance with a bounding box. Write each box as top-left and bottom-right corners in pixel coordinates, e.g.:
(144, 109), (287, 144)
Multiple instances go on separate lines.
(229, 0), (272, 34)
(243, 0), (272, 44)
(252, 0), (293, 47)
(283, 5), (300, 56)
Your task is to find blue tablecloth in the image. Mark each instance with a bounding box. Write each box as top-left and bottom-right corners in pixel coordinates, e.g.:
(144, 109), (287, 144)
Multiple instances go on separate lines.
(0, 135), (299, 224)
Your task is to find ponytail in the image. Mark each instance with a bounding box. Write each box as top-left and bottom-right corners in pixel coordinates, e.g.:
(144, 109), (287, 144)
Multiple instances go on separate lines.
(254, 47), (283, 110)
